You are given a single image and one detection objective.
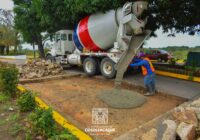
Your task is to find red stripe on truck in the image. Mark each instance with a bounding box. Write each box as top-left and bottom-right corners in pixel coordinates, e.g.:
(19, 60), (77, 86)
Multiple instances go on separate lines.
(78, 16), (102, 52)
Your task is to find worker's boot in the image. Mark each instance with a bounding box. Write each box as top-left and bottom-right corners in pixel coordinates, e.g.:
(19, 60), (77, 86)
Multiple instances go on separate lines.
(144, 92), (155, 96)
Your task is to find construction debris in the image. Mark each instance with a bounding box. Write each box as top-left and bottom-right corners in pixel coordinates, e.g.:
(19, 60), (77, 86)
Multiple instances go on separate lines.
(172, 109), (198, 127)
(176, 122), (195, 140)
(136, 97), (200, 140)
(161, 120), (177, 140)
(141, 128), (157, 140)
(19, 59), (63, 79)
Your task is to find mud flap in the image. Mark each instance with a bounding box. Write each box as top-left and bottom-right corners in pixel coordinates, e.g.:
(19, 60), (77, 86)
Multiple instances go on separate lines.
(114, 30), (152, 88)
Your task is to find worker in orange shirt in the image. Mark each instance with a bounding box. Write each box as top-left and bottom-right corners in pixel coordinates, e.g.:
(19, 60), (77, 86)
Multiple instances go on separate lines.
(130, 54), (156, 96)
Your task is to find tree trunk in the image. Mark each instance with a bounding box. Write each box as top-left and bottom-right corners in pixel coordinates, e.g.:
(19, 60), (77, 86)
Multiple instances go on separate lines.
(14, 46), (18, 53)
(6, 46), (9, 55)
(0, 46), (5, 55)
(37, 38), (45, 59)
(33, 43), (36, 59)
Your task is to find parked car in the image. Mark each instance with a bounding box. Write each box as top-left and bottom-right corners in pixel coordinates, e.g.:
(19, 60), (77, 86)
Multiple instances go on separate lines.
(145, 49), (172, 62)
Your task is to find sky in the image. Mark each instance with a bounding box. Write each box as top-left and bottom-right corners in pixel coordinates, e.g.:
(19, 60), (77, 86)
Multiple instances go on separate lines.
(0, 0), (14, 10)
(1, 0), (200, 49)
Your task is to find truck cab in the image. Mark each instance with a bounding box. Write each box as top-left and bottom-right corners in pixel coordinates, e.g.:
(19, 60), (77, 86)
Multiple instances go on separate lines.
(50, 30), (75, 56)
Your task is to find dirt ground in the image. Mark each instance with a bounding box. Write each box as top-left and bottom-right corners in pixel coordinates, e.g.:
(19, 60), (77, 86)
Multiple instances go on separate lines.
(0, 98), (30, 140)
(24, 76), (186, 140)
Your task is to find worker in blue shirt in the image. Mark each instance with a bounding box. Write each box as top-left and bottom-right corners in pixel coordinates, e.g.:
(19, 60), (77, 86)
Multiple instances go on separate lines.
(130, 54), (156, 96)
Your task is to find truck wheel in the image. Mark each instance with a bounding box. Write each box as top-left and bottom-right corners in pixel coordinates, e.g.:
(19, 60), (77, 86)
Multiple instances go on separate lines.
(100, 58), (116, 79)
(83, 57), (98, 76)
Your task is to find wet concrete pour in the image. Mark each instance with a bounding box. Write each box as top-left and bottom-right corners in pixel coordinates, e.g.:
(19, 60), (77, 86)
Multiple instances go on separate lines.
(98, 89), (147, 109)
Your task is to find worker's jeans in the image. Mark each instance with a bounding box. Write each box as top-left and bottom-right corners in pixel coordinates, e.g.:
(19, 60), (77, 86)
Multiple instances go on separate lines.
(144, 73), (156, 94)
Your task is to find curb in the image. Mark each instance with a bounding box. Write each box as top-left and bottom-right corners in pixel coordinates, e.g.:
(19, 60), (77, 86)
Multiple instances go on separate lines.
(156, 70), (200, 83)
(17, 85), (92, 140)
(19, 74), (81, 84)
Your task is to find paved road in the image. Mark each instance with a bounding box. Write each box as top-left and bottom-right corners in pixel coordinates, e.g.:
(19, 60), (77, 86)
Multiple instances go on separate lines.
(124, 74), (200, 100)
(65, 67), (200, 99)
(2, 59), (200, 99)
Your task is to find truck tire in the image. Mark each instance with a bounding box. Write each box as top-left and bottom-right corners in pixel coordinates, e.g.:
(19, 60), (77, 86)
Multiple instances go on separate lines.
(100, 58), (116, 79)
(83, 57), (98, 76)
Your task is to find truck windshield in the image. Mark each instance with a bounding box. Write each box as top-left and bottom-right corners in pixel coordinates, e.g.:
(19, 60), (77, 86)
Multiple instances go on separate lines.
(68, 34), (72, 41)
(56, 34), (61, 42)
(61, 34), (67, 41)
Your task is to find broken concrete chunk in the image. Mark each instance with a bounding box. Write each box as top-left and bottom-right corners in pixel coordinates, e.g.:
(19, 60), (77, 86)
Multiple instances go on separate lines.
(8, 107), (14, 111)
(141, 128), (157, 140)
(172, 109), (198, 127)
(174, 106), (185, 112)
(191, 99), (200, 107)
(27, 72), (38, 79)
(20, 59), (63, 79)
(176, 122), (195, 140)
(162, 120), (177, 140)
(1, 113), (5, 116)
(35, 62), (42, 66)
(35, 135), (43, 140)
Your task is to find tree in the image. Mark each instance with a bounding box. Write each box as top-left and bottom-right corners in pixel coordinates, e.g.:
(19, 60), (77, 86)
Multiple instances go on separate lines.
(0, 26), (18, 54)
(34, 0), (200, 34)
(13, 0), (46, 58)
(0, 9), (18, 55)
(32, 0), (124, 33)
(147, 0), (200, 34)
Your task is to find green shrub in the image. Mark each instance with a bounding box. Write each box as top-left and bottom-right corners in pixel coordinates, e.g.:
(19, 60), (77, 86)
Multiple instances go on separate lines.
(51, 129), (78, 140)
(0, 93), (10, 103)
(29, 108), (77, 140)
(30, 108), (57, 137)
(8, 113), (20, 122)
(0, 66), (19, 97)
(17, 91), (36, 112)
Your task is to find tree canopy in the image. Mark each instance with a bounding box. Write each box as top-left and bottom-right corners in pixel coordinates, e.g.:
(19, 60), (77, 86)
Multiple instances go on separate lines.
(13, 0), (46, 58)
(30, 0), (200, 34)
(13, 0), (200, 57)
(32, 0), (124, 33)
(149, 0), (200, 34)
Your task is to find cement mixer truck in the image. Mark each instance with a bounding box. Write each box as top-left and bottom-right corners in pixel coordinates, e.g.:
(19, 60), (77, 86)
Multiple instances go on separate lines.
(46, 1), (151, 82)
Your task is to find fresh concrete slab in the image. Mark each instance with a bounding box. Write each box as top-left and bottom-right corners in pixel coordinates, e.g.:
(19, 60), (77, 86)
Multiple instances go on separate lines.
(98, 89), (147, 109)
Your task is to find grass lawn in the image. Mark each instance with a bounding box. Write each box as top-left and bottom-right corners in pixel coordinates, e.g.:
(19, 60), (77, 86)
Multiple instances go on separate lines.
(0, 94), (31, 140)
(0, 93), (77, 140)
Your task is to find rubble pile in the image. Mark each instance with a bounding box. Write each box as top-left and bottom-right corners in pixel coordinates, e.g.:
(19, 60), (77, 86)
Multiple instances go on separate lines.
(140, 99), (200, 140)
(19, 59), (63, 79)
